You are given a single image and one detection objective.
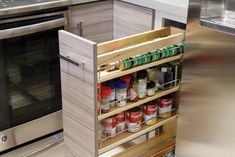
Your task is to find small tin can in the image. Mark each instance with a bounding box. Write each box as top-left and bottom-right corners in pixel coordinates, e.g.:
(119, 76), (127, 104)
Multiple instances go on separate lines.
(126, 107), (142, 133)
(116, 112), (126, 133)
(159, 99), (173, 118)
(143, 103), (158, 126)
(151, 49), (161, 61)
(144, 52), (152, 64)
(119, 58), (132, 71)
(161, 47), (170, 59)
(102, 116), (116, 138)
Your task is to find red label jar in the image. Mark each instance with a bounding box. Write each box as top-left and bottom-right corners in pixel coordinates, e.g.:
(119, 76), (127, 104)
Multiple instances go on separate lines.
(102, 116), (116, 138)
(159, 98), (173, 118)
(116, 112), (126, 133)
(126, 107), (142, 133)
(143, 102), (158, 126)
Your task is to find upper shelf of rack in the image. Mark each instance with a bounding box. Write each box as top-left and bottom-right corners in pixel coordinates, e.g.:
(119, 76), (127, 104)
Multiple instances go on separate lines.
(97, 27), (185, 83)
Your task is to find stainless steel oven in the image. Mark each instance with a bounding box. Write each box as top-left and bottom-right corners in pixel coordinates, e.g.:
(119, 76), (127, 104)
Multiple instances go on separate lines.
(0, 9), (69, 152)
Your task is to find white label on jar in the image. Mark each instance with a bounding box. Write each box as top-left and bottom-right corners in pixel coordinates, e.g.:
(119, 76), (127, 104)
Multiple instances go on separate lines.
(116, 122), (126, 133)
(130, 88), (138, 100)
(111, 90), (115, 101)
(127, 121), (141, 133)
(116, 90), (127, 107)
(138, 82), (147, 98)
(102, 97), (110, 111)
(103, 126), (116, 138)
(159, 105), (172, 115)
(144, 113), (157, 125)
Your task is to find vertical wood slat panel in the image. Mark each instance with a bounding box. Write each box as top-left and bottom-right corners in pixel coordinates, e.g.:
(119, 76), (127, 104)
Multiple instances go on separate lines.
(59, 30), (98, 157)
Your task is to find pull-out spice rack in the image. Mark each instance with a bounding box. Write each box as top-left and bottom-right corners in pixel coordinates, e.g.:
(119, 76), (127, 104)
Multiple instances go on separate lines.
(59, 27), (184, 157)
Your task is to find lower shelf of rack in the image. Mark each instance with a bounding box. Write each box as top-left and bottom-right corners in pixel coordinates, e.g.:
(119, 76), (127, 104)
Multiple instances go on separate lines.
(98, 114), (178, 154)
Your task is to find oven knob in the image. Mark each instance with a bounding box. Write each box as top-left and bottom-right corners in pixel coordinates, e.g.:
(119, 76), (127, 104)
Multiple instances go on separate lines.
(1, 135), (7, 143)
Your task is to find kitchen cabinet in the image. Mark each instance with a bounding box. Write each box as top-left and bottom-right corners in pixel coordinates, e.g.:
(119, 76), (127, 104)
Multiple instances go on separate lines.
(69, 0), (113, 43)
(113, 0), (154, 39)
(59, 27), (185, 157)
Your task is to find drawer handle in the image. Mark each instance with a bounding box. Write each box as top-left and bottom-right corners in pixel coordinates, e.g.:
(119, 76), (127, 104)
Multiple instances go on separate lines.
(77, 20), (83, 37)
(59, 55), (84, 68)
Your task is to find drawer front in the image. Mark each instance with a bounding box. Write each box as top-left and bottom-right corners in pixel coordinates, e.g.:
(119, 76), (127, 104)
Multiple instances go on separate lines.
(113, 0), (154, 39)
(69, 0), (113, 43)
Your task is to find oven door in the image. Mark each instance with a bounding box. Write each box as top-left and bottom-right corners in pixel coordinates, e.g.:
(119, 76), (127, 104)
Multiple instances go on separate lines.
(0, 12), (67, 151)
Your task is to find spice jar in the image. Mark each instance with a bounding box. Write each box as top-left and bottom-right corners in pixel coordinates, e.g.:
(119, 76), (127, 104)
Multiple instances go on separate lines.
(97, 95), (101, 114)
(119, 58), (132, 71)
(137, 70), (147, 99)
(106, 61), (120, 72)
(151, 49), (161, 61)
(121, 75), (131, 102)
(107, 81), (116, 108)
(101, 85), (111, 113)
(159, 98), (173, 118)
(143, 102), (158, 126)
(115, 80), (127, 107)
(102, 116), (116, 138)
(157, 65), (173, 89)
(147, 68), (157, 82)
(116, 112), (126, 133)
(130, 72), (139, 102)
(147, 81), (156, 96)
(126, 107), (142, 133)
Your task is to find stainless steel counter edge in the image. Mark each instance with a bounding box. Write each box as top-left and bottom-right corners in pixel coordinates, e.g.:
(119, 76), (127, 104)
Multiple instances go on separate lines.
(0, 0), (72, 16)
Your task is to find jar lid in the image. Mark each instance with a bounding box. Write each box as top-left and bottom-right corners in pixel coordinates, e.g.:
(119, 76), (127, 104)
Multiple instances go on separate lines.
(101, 86), (111, 96)
(138, 70), (147, 79)
(116, 80), (127, 89)
(121, 75), (131, 85)
(147, 81), (156, 89)
(107, 80), (115, 89)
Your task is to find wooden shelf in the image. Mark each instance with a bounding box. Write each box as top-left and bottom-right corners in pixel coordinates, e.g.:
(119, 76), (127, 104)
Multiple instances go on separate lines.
(98, 115), (178, 154)
(98, 86), (180, 121)
(98, 54), (183, 83)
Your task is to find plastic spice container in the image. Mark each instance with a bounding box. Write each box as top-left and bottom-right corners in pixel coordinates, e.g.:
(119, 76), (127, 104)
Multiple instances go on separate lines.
(147, 81), (156, 96)
(102, 116), (116, 138)
(106, 61), (120, 72)
(159, 98), (173, 118)
(116, 112), (126, 133)
(107, 81), (116, 108)
(137, 70), (147, 99)
(115, 80), (127, 107)
(126, 107), (142, 133)
(143, 102), (158, 126)
(130, 72), (139, 102)
(101, 85), (111, 113)
(121, 75), (131, 101)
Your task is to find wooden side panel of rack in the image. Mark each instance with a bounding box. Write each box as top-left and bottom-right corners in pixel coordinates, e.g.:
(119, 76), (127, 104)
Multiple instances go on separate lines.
(59, 30), (98, 157)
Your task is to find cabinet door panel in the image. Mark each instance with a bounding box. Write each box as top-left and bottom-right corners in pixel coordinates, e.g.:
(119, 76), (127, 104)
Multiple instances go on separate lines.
(69, 0), (113, 43)
(113, 0), (154, 39)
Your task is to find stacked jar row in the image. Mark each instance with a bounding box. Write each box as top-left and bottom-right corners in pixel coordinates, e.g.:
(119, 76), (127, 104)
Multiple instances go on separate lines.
(98, 61), (182, 114)
(100, 96), (174, 139)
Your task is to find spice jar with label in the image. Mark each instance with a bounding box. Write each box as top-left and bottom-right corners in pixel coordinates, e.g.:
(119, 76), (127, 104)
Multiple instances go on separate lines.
(130, 72), (139, 102)
(137, 70), (147, 99)
(147, 81), (156, 96)
(107, 80), (116, 108)
(157, 65), (173, 89)
(115, 80), (127, 107)
(147, 68), (157, 82)
(121, 75), (131, 102)
(159, 98), (173, 118)
(102, 116), (116, 138)
(101, 85), (111, 113)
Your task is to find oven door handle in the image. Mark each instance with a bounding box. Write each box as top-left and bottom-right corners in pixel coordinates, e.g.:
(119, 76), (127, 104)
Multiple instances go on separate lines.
(0, 18), (66, 40)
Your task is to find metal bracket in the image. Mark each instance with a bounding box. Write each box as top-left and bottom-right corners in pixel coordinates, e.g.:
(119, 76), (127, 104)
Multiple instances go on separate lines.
(58, 54), (84, 68)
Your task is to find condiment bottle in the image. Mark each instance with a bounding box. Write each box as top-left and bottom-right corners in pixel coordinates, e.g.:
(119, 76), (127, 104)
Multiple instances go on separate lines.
(137, 70), (147, 99)
(121, 75), (131, 102)
(107, 80), (116, 108)
(115, 80), (127, 107)
(147, 81), (156, 96)
(101, 85), (111, 113)
(130, 72), (139, 102)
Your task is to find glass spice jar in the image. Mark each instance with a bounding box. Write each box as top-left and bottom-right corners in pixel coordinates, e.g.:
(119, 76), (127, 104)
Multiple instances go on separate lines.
(147, 81), (156, 96)
(130, 72), (139, 102)
(137, 70), (147, 99)
(121, 75), (131, 102)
